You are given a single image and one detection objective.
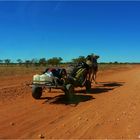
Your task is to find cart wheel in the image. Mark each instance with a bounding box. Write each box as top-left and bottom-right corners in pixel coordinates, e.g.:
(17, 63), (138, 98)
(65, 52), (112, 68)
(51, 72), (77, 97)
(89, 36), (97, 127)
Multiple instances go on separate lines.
(85, 80), (91, 93)
(32, 85), (42, 99)
(65, 84), (75, 100)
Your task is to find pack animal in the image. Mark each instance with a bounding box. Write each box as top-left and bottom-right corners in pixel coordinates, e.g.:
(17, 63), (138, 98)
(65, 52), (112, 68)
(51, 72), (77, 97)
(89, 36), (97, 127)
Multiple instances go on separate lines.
(86, 55), (99, 84)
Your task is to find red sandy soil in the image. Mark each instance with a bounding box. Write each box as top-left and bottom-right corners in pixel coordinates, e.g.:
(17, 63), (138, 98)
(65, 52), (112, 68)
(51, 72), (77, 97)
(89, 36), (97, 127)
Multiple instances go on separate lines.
(0, 65), (140, 139)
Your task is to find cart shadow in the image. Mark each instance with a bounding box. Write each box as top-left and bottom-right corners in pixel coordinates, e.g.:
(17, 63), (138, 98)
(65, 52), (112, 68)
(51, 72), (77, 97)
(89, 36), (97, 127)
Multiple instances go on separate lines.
(98, 81), (125, 87)
(76, 81), (125, 94)
(41, 81), (124, 105)
(76, 87), (114, 94)
(42, 94), (94, 106)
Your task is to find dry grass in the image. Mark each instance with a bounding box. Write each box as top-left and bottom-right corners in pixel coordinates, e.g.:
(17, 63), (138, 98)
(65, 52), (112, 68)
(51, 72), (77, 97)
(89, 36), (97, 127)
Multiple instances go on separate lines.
(98, 64), (134, 71)
(0, 64), (135, 77)
(0, 66), (45, 77)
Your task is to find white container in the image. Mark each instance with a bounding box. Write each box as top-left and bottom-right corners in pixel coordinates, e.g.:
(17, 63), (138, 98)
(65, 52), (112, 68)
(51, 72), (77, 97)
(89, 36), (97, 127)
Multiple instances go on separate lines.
(40, 74), (47, 82)
(33, 74), (40, 83)
(45, 71), (53, 77)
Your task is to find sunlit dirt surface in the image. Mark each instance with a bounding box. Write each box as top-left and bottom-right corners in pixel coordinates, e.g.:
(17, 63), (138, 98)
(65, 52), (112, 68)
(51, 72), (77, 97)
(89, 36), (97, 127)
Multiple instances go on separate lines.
(0, 65), (140, 139)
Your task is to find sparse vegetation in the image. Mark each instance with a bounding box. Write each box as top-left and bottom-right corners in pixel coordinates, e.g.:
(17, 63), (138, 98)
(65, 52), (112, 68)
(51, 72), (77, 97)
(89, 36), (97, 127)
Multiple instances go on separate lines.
(47, 57), (63, 66)
(72, 56), (86, 64)
(0, 56), (139, 77)
(0, 66), (42, 77)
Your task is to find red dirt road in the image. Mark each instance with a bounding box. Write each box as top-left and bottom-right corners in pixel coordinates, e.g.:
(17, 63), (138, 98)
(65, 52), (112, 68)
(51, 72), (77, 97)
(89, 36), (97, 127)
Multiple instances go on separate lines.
(0, 66), (140, 139)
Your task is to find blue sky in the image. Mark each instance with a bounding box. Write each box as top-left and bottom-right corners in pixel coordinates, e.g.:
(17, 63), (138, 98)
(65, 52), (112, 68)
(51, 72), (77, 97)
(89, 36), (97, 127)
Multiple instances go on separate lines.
(0, 1), (140, 62)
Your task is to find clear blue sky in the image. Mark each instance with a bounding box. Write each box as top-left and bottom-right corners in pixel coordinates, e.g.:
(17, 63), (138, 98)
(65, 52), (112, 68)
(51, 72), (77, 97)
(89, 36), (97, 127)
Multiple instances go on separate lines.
(0, 1), (140, 62)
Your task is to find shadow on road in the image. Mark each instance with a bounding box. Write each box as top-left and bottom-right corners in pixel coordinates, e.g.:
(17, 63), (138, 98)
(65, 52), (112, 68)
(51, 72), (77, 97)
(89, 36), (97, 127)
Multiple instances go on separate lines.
(42, 94), (94, 106)
(76, 81), (125, 94)
(88, 87), (114, 94)
(41, 81), (124, 105)
(76, 87), (114, 94)
(99, 81), (125, 87)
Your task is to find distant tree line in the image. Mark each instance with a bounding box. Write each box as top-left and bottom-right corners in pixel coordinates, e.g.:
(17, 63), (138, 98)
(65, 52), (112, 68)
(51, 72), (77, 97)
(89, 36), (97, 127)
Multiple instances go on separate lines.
(0, 56), (87, 67)
(0, 56), (139, 67)
(0, 57), (63, 67)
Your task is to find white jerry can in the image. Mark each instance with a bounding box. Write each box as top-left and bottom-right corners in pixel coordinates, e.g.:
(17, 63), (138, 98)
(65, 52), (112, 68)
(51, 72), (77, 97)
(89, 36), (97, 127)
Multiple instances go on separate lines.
(33, 74), (40, 83)
(40, 74), (47, 83)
